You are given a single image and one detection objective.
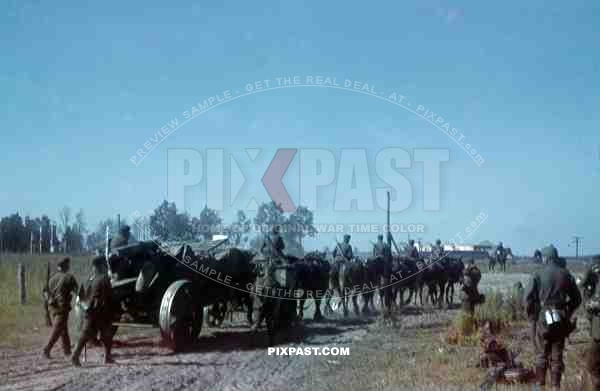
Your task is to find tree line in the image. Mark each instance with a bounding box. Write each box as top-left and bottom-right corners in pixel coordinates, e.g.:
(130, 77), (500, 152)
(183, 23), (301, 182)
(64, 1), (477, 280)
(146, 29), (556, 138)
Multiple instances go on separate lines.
(0, 201), (318, 257)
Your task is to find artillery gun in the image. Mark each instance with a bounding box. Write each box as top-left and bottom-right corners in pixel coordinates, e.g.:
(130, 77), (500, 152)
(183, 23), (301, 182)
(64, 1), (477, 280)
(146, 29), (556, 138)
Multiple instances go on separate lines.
(75, 236), (256, 352)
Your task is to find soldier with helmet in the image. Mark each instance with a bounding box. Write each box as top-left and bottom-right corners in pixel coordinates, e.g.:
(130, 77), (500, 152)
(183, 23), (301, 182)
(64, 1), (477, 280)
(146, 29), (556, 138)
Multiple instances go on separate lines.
(71, 256), (115, 367)
(461, 258), (483, 316)
(581, 255), (600, 389)
(432, 239), (444, 262)
(406, 239), (419, 260)
(333, 234), (353, 261)
(43, 257), (78, 359)
(372, 234), (391, 259)
(112, 225), (131, 248)
(261, 225), (285, 261)
(525, 245), (581, 390)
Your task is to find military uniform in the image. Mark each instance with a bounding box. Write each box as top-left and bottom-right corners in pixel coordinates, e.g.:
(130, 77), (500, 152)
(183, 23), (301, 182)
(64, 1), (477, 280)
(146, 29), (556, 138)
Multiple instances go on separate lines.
(111, 226), (130, 248)
(406, 240), (419, 260)
(582, 258), (600, 390)
(432, 240), (444, 261)
(524, 250), (581, 389)
(71, 256), (115, 366)
(373, 235), (391, 259)
(254, 228), (286, 329)
(461, 261), (482, 316)
(43, 258), (78, 358)
(333, 235), (353, 261)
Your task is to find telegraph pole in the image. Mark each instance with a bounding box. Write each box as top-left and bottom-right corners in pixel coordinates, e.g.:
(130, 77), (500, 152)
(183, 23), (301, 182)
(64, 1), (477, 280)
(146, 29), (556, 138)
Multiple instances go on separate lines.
(572, 236), (582, 259)
(386, 191), (391, 250)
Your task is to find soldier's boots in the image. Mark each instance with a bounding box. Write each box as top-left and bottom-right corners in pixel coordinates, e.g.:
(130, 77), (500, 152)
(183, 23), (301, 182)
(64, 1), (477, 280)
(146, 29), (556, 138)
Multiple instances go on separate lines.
(42, 347), (51, 359)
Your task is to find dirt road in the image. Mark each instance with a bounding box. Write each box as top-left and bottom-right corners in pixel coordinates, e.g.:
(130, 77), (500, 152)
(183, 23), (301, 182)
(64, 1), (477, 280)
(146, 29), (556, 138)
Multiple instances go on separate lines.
(0, 272), (531, 391)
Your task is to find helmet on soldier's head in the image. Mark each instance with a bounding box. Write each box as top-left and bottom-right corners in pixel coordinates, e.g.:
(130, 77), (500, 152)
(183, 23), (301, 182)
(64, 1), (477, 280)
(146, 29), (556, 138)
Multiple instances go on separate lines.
(377, 234), (383, 241)
(58, 257), (70, 270)
(498, 242), (503, 247)
(409, 239), (415, 246)
(273, 225), (280, 234)
(344, 234), (351, 242)
(436, 239), (441, 245)
(120, 225), (130, 234)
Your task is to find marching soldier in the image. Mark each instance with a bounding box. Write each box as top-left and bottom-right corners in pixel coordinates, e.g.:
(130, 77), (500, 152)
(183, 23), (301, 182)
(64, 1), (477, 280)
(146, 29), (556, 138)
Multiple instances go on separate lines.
(43, 257), (78, 359)
(461, 258), (483, 316)
(71, 256), (115, 367)
(406, 239), (419, 260)
(524, 245), (581, 390)
(111, 225), (131, 248)
(333, 234), (353, 261)
(581, 255), (600, 390)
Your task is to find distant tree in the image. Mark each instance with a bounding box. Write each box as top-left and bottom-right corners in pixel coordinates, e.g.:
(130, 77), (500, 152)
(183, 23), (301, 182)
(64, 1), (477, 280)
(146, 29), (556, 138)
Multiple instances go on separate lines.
(225, 210), (251, 247)
(191, 206), (222, 241)
(86, 218), (116, 251)
(252, 202), (317, 257)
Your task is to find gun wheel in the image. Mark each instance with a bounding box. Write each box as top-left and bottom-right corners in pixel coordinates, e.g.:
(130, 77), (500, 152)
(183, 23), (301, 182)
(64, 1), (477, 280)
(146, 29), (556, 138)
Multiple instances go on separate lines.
(159, 280), (202, 352)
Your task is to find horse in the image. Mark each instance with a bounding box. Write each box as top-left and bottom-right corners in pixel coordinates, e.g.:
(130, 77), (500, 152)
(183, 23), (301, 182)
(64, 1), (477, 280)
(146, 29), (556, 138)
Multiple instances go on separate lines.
(295, 251), (330, 321)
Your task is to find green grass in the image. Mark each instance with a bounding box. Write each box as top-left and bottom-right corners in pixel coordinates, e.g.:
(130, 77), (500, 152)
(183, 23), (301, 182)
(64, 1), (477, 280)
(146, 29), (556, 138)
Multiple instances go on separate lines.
(0, 253), (92, 346)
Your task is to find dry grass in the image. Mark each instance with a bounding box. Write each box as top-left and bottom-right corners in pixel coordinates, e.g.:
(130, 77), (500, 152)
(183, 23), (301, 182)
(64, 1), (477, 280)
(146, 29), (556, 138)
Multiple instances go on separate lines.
(309, 268), (596, 391)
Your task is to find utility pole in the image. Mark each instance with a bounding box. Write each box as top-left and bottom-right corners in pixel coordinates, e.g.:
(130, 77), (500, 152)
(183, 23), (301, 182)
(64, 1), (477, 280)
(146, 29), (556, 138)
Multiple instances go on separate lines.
(572, 236), (583, 259)
(117, 214), (120, 230)
(386, 191), (391, 250)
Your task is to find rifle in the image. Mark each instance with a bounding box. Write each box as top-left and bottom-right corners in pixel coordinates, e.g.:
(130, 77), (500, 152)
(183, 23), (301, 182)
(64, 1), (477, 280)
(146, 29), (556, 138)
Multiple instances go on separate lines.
(334, 242), (348, 260)
(42, 261), (52, 327)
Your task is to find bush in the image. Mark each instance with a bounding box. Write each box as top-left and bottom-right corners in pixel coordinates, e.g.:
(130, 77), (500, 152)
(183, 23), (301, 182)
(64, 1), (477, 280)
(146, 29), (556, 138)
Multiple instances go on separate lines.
(448, 288), (524, 345)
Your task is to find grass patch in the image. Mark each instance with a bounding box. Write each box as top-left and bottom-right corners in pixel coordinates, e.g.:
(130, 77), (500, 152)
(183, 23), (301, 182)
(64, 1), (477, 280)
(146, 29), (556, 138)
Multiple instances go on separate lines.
(0, 253), (92, 347)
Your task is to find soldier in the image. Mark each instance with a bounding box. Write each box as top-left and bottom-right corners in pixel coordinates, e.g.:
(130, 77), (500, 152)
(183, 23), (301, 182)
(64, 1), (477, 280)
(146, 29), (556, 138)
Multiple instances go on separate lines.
(581, 255), (600, 390)
(111, 225), (130, 248)
(372, 234), (388, 258)
(261, 225), (285, 259)
(534, 249), (543, 264)
(461, 258), (482, 316)
(333, 234), (353, 261)
(524, 245), (581, 390)
(71, 256), (115, 367)
(43, 257), (78, 359)
(432, 239), (444, 262)
(406, 239), (419, 260)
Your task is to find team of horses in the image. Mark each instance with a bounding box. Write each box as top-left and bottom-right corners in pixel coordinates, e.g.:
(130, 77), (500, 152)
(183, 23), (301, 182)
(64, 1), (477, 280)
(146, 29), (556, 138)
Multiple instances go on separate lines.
(206, 249), (471, 326)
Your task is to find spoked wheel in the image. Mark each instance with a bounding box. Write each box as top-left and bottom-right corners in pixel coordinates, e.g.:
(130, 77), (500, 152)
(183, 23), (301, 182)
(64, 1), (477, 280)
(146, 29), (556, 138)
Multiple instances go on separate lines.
(159, 280), (202, 352)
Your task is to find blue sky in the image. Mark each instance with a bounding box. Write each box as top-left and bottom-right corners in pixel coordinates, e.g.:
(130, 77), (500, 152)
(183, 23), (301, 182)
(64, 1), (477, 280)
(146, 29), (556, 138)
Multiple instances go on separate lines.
(1, 0), (599, 255)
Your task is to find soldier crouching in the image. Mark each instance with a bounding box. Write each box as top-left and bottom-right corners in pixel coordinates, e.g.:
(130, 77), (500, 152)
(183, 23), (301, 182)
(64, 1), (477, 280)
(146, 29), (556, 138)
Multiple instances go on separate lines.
(71, 256), (115, 367)
(461, 258), (483, 316)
